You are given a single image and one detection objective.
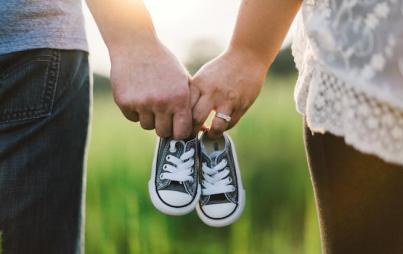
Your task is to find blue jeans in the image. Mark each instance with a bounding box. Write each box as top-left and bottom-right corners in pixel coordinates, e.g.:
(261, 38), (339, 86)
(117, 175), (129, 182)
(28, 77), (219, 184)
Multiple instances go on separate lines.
(0, 48), (90, 254)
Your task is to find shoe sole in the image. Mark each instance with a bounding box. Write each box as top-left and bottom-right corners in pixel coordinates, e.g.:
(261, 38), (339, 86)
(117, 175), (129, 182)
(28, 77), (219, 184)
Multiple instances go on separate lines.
(148, 137), (200, 216)
(196, 134), (246, 227)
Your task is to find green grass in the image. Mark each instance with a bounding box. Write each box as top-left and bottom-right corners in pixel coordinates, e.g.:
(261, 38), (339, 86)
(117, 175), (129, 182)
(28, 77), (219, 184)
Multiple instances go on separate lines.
(85, 74), (321, 254)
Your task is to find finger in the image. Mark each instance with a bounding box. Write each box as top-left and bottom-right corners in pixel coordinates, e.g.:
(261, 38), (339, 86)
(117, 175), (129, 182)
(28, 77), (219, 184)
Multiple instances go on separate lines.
(173, 108), (192, 140)
(192, 95), (214, 134)
(227, 111), (243, 130)
(208, 106), (233, 139)
(121, 110), (139, 122)
(155, 112), (173, 138)
(189, 79), (201, 108)
(138, 111), (155, 130)
(200, 124), (209, 132)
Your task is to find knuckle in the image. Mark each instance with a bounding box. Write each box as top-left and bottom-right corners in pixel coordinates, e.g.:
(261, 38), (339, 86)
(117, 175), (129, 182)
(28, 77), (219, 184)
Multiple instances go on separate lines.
(132, 99), (145, 109)
(172, 88), (188, 103)
(204, 82), (218, 94)
(176, 89), (188, 100)
(131, 94), (167, 110)
(114, 93), (133, 110)
(172, 101), (189, 113)
(133, 96), (150, 109)
(150, 95), (168, 109)
(225, 89), (239, 102)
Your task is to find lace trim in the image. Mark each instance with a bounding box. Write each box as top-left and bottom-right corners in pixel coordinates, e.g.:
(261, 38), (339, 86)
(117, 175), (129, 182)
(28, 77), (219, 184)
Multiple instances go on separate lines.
(299, 67), (403, 166)
(293, 0), (403, 111)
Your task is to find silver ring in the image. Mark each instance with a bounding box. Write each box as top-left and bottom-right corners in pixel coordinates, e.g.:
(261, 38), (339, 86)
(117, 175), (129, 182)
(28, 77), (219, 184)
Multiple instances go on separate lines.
(215, 112), (232, 123)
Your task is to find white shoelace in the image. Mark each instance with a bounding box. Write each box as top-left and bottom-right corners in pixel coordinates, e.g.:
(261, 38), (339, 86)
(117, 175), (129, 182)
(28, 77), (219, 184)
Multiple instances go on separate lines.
(202, 158), (235, 196)
(160, 140), (195, 183)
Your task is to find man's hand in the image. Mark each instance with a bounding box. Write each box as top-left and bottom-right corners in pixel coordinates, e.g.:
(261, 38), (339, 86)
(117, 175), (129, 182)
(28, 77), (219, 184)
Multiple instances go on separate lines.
(190, 48), (267, 138)
(86, 0), (193, 139)
(110, 41), (192, 139)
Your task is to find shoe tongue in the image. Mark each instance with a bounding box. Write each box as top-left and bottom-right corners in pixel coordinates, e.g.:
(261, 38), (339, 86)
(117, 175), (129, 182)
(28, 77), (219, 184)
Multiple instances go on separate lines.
(200, 133), (226, 166)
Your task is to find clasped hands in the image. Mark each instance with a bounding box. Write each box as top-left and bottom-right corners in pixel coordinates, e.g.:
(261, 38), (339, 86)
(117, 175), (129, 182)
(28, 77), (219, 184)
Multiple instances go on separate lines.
(110, 41), (267, 139)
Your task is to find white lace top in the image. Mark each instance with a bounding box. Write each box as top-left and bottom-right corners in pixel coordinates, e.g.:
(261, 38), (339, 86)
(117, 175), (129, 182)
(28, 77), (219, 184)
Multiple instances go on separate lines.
(292, 0), (403, 165)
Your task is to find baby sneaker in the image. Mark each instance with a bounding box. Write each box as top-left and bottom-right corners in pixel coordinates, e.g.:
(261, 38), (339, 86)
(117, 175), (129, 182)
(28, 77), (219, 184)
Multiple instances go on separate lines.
(197, 132), (245, 227)
(149, 137), (200, 215)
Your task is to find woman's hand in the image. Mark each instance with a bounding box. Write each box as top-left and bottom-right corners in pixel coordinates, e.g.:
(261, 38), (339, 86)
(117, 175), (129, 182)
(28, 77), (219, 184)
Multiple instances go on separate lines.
(190, 47), (267, 138)
(190, 0), (301, 138)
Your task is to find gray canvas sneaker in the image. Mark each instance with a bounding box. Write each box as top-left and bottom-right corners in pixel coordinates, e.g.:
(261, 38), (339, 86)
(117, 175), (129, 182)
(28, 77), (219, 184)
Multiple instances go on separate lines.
(196, 132), (245, 227)
(149, 136), (200, 215)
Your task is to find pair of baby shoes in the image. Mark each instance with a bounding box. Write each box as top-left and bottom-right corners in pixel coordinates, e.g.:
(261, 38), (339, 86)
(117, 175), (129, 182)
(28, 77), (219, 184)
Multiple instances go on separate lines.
(148, 132), (245, 227)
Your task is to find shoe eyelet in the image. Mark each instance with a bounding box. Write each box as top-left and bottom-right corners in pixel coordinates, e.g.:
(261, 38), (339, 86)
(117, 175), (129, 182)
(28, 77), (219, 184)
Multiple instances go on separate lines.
(159, 173), (165, 180)
(166, 155), (171, 160)
(228, 177), (232, 183)
(163, 164), (168, 170)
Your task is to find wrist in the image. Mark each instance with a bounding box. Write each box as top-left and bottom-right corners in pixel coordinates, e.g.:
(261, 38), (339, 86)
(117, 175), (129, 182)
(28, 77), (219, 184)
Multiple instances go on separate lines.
(107, 30), (161, 59)
(224, 45), (269, 77)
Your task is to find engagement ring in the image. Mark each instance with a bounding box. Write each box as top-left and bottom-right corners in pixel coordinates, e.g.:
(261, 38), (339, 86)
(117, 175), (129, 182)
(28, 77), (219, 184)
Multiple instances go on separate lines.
(215, 112), (232, 123)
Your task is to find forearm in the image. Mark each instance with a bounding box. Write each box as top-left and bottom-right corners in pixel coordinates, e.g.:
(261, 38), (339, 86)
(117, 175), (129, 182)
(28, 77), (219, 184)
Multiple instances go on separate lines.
(229, 0), (302, 69)
(85, 0), (159, 56)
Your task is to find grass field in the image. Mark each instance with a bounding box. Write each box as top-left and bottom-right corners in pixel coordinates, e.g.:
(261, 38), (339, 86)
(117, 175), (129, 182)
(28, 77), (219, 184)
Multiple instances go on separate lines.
(85, 74), (321, 254)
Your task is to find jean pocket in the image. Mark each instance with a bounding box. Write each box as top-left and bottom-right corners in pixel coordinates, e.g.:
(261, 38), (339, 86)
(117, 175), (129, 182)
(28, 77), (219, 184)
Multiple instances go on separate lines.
(0, 49), (60, 124)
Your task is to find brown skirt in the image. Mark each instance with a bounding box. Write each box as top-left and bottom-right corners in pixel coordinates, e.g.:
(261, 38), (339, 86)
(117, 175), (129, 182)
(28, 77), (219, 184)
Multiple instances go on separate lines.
(304, 121), (403, 254)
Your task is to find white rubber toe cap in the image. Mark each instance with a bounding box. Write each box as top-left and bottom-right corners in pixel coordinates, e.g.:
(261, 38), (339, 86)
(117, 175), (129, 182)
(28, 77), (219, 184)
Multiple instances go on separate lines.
(158, 190), (192, 207)
(201, 203), (237, 219)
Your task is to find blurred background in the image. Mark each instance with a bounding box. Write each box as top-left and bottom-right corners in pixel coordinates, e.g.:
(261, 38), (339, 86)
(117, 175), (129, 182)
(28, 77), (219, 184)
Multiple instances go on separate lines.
(83, 0), (321, 253)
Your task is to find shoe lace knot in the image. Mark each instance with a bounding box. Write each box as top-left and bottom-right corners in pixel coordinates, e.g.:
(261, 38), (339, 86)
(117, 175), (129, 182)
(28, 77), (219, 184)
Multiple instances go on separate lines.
(160, 140), (195, 183)
(202, 158), (235, 195)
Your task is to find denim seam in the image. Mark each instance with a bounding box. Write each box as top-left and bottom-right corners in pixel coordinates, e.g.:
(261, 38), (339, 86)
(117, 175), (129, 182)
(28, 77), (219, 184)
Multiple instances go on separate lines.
(42, 49), (60, 117)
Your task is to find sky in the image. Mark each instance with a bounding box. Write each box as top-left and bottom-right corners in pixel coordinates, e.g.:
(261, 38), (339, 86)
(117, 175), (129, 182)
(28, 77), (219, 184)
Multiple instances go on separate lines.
(83, 0), (295, 76)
